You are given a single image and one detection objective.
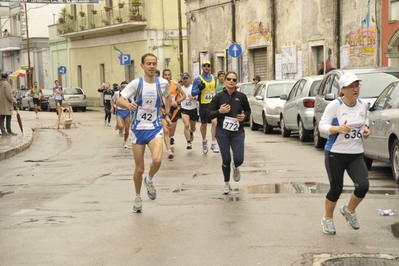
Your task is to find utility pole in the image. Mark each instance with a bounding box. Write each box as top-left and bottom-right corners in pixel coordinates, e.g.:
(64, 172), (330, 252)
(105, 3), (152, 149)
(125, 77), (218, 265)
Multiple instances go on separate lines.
(177, 0), (184, 74)
(24, 3), (32, 89)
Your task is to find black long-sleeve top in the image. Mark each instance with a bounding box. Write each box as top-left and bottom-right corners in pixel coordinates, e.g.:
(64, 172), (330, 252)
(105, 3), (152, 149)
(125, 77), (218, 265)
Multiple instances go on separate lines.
(207, 89), (251, 131)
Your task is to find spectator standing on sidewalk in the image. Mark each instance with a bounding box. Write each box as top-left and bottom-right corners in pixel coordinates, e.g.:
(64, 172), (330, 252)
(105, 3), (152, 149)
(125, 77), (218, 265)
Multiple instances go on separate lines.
(0, 72), (18, 136)
(319, 72), (370, 235)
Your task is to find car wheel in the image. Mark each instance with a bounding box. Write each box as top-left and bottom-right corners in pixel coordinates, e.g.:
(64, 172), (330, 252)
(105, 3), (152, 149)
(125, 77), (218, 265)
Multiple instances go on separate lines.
(250, 115), (259, 131)
(280, 116), (291, 137)
(81, 107), (86, 112)
(299, 119), (311, 142)
(313, 122), (326, 148)
(390, 139), (399, 184)
(263, 115), (273, 134)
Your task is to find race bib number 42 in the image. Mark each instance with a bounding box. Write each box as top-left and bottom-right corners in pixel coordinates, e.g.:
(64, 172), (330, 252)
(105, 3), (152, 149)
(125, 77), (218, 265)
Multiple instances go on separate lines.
(223, 116), (239, 131)
(137, 107), (157, 122)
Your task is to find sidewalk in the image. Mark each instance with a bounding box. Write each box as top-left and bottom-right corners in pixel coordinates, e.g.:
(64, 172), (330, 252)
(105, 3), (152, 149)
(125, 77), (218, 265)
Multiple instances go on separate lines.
(0, 107), (102, 161)
(0, 122), (33, 161)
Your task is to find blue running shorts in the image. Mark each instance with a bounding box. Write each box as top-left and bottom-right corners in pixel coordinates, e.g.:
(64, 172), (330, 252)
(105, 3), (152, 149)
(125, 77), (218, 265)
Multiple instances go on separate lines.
(131, 127), (163, 145)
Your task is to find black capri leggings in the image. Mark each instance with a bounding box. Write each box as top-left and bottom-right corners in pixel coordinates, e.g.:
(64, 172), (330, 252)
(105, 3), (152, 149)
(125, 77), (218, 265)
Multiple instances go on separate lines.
(324, 151), (369, 202)
(216, 127), (245, 182)
(104, 104), (112, 123)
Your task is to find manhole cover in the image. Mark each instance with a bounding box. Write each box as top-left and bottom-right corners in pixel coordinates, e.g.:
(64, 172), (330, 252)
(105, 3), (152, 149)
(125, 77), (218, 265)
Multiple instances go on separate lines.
(323, 257), (399, 266)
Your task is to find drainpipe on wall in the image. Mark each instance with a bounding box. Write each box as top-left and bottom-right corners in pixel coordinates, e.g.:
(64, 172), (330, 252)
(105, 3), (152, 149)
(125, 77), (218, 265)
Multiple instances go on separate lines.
(335, 0), (341, 68)
(375, 0), (380, 66)
(231, 0), (236, 42)
(271, 0), (276, 79)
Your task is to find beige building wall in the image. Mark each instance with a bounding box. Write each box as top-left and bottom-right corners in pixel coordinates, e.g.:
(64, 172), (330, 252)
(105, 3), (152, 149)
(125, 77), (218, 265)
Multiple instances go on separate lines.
(59, 0), (187, 107)
(186, 0), (380, 81)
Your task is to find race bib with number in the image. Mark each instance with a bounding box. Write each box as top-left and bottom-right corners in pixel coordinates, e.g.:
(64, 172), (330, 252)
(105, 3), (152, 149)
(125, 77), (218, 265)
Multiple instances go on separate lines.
(223, 116), (240, 131)
(204, 92), (214, 101)
(104, 94), (112, 100)
(137, 107), (157, 122)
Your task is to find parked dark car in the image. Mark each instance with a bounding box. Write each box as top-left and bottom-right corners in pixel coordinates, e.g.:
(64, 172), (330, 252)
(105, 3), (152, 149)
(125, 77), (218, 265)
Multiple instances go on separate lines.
(313, 67), (399, 148)
(364, 81), (399, 183)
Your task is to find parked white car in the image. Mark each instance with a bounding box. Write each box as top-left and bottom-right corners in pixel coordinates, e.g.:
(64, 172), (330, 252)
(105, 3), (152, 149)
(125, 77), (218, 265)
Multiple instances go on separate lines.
(249, 80), (296, 134)
(280, 75), (323, 142)
(364, 81), (399, 183)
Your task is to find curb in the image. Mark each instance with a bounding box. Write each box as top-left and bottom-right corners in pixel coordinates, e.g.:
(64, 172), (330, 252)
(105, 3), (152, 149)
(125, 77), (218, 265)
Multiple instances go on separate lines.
(0, 127), (34, 161)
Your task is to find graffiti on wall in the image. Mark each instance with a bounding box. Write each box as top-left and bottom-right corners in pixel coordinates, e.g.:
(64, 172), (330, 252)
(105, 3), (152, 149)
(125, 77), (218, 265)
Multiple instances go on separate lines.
(344, 27), (376, 58)
(247, 21), (272, 47)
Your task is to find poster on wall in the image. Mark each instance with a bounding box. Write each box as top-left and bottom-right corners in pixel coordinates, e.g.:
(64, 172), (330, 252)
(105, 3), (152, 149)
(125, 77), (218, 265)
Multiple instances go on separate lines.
(247, 21), (272, 48)
(340, 45), (350, 68)
(192, 62), (199, 78)
(275, 54), (282, 80)
(344, 27), (376, 59)
(281, 46), (297, 74)
(242, 53), (248, 83)
(199, 51), (210, 74)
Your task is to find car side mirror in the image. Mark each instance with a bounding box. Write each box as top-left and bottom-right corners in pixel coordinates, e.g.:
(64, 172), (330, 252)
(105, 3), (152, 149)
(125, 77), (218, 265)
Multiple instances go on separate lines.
(255, 95), (263, 100)
(280, 94), (288, 100)
(325, 93), (335, 101)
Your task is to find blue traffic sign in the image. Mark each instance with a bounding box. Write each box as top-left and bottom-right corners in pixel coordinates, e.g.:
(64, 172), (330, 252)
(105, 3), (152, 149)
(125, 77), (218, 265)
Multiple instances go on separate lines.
(58, 66), (67, 75)
(228, 43), (243, 58)
(120, 54), (131, 65)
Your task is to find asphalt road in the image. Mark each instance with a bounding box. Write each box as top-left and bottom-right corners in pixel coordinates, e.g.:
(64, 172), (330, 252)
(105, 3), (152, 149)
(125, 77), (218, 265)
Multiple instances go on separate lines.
(0, 109), (398, 265)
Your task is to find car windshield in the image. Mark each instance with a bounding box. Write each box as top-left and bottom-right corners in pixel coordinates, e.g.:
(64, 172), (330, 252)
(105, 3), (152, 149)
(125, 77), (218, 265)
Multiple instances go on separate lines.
(239, 84), (255, 95)
(357, 72), (399, 98)
(267, 82), (294, 98)
(64, 88), (83, 95)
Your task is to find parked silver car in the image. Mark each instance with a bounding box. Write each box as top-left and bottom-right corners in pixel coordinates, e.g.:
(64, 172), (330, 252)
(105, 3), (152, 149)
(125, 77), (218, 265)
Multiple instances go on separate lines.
(280, 75), (322, 142)
(313, 67), (399, 148)
(236, 82), (256, 123)
(48, 87), (87, 112)
(249, 80), (296, 134)
(364, 81), (399, 183)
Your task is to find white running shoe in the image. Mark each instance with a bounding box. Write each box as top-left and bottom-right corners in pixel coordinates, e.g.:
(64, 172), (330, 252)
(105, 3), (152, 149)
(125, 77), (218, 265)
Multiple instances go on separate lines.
(202, 140), (208, 154)
(211, 143), (219, 153)
(222, 183), (232, 195)
(123, 142), (128, 150)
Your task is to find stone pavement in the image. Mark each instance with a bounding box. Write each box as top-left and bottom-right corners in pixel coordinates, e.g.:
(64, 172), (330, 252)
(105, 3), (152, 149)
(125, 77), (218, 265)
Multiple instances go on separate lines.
(0, 121), (33, 161)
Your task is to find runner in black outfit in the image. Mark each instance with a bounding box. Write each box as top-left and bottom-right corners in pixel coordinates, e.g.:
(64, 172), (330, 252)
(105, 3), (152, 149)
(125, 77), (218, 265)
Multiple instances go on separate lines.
(207, 71), (251, 195)
(98, 82), (114, 126)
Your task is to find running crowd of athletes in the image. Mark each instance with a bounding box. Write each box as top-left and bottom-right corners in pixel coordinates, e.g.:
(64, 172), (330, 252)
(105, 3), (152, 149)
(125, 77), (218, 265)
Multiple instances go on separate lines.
(95, 53), (251, 212)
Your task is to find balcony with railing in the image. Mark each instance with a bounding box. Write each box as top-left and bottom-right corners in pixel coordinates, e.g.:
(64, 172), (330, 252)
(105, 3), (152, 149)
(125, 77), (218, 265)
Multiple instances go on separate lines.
(0, 36), (22, 52)
(57, 4), (146, 38)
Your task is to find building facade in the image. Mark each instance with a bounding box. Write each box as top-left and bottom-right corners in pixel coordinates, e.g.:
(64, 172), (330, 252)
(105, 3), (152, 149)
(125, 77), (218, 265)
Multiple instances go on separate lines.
(0, 3), (60, 90)
(382, 0), (399, 66)
(186, 0), (386, 82)
(50, 0), (188, 106)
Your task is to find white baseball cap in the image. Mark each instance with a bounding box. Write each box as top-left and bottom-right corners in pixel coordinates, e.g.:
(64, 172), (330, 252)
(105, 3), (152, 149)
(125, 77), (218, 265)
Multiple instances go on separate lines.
(338, 72), (361, 89)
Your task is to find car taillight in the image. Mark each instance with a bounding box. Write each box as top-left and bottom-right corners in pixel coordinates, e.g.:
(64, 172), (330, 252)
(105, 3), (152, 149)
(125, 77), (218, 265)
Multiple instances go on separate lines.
(303, 99), (315, 108)
(84, 94), (86, 100)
